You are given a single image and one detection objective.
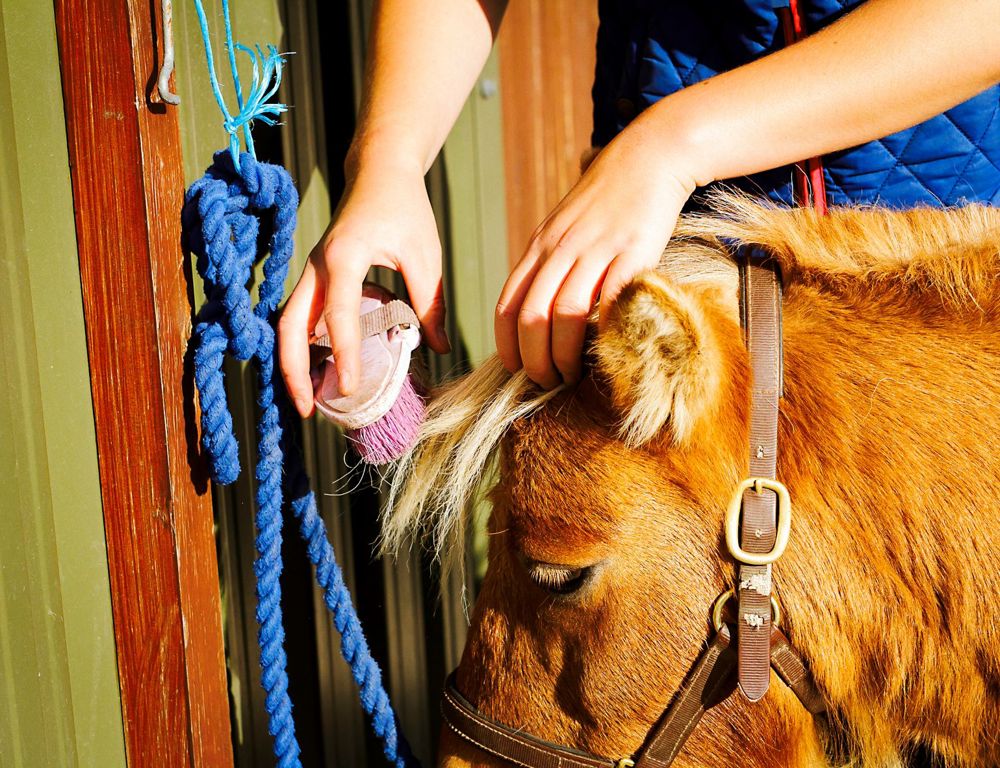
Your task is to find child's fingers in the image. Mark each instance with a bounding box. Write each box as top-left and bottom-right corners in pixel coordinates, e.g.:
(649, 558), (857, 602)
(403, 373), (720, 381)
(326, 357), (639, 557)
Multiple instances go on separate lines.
(550, 255), (612, 385)
(516, 287), (560, 391)
(321, 253), (369, 397)
(279, 262), (320, 417)
(516, 239), (597, 390)
(401, 258), (451, 354)
(494, 249), (543, 374)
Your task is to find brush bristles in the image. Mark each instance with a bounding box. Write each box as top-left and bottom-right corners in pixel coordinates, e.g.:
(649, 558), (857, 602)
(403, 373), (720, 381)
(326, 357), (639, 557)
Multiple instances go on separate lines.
(347, 375), (426, 465)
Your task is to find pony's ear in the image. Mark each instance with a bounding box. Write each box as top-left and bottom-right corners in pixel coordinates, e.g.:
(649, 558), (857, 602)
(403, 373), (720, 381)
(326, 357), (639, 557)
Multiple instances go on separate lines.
(594, 271), (724, 447)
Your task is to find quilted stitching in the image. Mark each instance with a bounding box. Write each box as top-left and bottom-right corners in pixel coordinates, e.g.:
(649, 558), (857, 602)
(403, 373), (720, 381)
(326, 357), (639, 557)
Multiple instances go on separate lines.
(942, 108), (1000, 179)
(820, 90), (1000, 206)
(594, 0), (1000, 207)
(872, 125), (925, 200)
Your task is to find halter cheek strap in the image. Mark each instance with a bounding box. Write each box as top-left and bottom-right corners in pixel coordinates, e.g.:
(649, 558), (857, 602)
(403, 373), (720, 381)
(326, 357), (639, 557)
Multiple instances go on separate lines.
(734, 249), (785, 701)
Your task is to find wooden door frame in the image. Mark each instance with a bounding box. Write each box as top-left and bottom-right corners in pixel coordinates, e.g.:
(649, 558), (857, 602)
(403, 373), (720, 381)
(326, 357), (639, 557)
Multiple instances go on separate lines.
(53, 0), (232, 765)
(497, 0), (598, 267)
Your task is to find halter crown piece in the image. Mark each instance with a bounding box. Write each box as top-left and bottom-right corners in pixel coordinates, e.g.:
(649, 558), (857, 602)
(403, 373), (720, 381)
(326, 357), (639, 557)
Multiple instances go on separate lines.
(184, 2), (419, 765)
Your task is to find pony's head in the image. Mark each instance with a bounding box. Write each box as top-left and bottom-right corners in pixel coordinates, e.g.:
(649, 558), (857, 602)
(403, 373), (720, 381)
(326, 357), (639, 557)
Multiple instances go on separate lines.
(382, 195), (1000, 767)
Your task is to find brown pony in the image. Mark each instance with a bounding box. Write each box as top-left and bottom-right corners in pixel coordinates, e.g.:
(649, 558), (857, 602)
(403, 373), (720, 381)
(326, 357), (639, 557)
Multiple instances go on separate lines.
(384, 195), (1000, 767)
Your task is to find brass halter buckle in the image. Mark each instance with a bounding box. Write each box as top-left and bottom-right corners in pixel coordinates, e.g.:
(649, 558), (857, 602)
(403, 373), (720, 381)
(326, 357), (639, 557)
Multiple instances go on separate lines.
(724, 477), (792, 566)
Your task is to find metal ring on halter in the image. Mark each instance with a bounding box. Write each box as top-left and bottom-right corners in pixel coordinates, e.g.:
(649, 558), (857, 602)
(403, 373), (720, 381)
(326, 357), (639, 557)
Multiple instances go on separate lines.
(711, 588), (781, 633)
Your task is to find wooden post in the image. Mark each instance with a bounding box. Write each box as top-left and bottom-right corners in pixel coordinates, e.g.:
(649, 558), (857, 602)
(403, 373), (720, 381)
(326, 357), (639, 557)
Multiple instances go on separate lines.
(497, 0), (599, 267)
(53, 0), (233, 765)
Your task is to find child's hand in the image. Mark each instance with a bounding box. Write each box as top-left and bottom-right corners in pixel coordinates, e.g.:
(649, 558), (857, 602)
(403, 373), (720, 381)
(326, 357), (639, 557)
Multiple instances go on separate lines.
(279, 156), (450, 417)
(494, 120), (697, 389)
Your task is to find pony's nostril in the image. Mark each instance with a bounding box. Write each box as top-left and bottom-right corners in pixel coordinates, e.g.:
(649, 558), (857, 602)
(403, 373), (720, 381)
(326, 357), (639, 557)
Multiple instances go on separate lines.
(523, 559), (593, 596)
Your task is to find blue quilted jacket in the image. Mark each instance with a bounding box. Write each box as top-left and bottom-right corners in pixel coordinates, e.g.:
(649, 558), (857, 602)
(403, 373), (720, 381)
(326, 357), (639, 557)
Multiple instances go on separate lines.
(593, 0), (1000, 207)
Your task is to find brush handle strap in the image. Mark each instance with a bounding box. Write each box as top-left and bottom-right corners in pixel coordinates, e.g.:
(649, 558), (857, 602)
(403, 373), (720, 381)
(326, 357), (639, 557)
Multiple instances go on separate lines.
(311, 299), (420, 349)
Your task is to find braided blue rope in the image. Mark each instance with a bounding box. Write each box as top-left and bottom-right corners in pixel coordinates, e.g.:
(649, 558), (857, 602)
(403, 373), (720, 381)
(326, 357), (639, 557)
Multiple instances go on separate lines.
(185, 4), (419, 766)
(281, 415), (414, 765)
(186, 151), (300, 767)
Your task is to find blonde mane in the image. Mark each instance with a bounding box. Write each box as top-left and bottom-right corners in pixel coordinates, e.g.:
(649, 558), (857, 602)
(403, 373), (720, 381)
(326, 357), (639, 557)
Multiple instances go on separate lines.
(383, 193), (1000, 572)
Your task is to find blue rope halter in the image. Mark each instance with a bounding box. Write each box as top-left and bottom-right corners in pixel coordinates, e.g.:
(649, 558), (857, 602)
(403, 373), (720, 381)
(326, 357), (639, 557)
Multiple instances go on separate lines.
(184, 3), (419, 766)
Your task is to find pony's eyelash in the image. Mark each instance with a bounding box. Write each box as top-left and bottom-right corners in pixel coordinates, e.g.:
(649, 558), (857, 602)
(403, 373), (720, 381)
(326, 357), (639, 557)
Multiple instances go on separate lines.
(524, 562), (590, 595)
(527, 564), (582, 587)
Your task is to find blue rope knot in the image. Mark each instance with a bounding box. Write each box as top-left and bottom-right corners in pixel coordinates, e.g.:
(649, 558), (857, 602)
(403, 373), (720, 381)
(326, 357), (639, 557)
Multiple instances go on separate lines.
(185, 150), (296, 484)
(185, 148), (418, 768)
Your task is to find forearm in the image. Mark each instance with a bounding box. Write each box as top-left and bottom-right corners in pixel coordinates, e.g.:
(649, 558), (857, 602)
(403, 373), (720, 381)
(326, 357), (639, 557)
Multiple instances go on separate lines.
(640, 0), (1000, 187)
(349, 0), (507, 177)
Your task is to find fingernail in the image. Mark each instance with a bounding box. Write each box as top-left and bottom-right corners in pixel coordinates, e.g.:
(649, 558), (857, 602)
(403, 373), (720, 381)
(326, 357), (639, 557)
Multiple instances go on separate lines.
(294, 396), (309, 416)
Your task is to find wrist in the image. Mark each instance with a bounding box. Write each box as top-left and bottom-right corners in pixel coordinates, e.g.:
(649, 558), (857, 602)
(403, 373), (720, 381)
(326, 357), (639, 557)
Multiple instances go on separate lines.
(637, 93), (727, 191)
(345, 127), (433, 182)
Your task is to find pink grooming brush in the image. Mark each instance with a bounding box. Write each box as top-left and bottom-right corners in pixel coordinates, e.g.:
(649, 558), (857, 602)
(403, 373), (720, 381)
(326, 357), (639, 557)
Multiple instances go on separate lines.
(310, 284), (426, 464)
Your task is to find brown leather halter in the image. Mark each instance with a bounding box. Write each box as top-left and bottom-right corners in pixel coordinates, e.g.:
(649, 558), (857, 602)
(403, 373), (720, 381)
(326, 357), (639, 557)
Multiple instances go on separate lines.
(439, 251), (827, 767)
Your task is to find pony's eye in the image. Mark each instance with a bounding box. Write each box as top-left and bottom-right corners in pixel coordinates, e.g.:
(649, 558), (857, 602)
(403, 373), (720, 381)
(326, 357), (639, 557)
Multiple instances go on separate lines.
(523, 560), (592, 596)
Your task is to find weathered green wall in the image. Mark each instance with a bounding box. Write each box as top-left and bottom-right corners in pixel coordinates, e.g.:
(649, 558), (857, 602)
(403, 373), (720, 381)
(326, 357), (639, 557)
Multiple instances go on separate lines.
(439, 52), (510, 368)
(0, 2), (126, 767)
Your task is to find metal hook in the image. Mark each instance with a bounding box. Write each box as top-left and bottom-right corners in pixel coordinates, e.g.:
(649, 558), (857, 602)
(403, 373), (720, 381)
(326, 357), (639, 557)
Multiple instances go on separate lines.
(157, 0), (180, 105)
